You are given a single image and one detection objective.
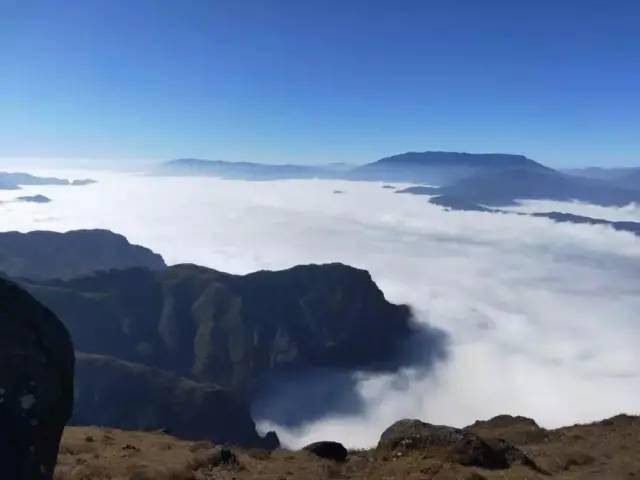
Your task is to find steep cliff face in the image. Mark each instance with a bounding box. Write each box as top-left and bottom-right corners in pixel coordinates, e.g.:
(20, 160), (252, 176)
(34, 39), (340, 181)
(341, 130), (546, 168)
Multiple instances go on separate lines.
(26, 263), (414, 395)
(0, 278), (74, 479)
(0, 230), (166, 281)
(73, 353), (277, 448)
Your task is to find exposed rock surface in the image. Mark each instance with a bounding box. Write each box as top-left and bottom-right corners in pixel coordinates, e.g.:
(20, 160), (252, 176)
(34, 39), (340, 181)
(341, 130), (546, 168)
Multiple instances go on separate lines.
(0, 229), (166, 280)
(303, 441), (348, 462)
(73, 353), (277, 448)
(0, 278), (74, 479)
(22, 262), (427, 448)
(26, 263), (414, 394)
(467, 415), (548, 445)
(377, 419), (538, 470)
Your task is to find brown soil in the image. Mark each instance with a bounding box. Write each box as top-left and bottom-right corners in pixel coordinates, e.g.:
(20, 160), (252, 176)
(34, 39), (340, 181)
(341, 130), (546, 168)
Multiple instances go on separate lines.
(55, 414), (640, 480)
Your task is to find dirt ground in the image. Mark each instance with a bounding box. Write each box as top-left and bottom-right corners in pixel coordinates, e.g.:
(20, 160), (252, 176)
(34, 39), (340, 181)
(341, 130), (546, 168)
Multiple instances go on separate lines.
(55, 414), (640, 480)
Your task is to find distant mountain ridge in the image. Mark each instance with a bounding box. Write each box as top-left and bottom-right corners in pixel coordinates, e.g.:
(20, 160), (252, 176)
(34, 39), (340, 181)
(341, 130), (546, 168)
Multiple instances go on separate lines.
(398, 167), (640, 207)
(157, 158), (342, 180)
(414, 193), (640, 237)
(0, 172), (96, 190)
(157, 151), (551, 185)
(348, 151), (551, 184)
(157, 152), (640, 206)
(0, 172), (69, 189)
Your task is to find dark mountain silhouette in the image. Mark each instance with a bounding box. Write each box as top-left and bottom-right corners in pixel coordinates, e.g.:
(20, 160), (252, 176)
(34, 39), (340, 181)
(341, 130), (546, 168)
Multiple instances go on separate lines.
(348, 151), (551, 185)
(422, 194), (640, 237)
(24, 263), (422, 395)
(0, 278), (74, 479)
(158, 153), (640, 206)
(18, 261), (445, 444)
(531, 212), (640, 236)
(399, 168), (640, 207)
(428, 194), (495, 212)
(0, 230), (166, 281)
(73, 353), (278, 448)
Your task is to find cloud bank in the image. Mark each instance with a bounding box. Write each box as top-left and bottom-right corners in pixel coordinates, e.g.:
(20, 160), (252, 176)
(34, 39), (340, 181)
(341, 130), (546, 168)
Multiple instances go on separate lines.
(2, 170), (640, 448)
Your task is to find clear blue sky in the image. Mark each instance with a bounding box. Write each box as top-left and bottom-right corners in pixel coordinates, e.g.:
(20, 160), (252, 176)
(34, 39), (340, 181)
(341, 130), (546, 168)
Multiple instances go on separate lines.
(1, 0), (639, 168)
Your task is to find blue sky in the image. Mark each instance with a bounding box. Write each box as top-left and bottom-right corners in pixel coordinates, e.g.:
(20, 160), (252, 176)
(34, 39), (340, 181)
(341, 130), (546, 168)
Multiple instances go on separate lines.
(1, 0), (639, 168)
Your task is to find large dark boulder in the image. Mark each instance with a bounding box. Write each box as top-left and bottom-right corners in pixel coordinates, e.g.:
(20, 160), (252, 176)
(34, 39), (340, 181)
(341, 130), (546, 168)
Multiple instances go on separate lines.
(0, 278), (74, 479)
(0, 229), (166, 281)
(303, 441), (348, 462)
(377, 419), (538, 470)
(73, 353), (278, 449)
(378, 419), (462, 450)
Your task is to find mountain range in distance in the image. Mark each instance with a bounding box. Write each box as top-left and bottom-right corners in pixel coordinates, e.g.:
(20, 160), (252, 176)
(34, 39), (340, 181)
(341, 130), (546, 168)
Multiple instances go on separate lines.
(156, 151), (640, 207)
(0, 172), (97, 190)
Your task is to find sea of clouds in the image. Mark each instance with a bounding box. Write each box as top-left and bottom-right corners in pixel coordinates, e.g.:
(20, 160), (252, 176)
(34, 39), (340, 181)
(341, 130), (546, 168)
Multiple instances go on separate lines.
(1, 169), (640, 448)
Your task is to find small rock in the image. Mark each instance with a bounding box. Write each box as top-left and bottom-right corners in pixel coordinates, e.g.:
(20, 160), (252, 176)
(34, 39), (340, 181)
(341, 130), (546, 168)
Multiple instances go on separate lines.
(303, 441), (348, 462)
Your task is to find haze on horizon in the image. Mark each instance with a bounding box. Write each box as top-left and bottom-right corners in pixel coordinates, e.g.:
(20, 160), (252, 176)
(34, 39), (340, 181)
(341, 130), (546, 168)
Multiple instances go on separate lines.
(2, 0), (639, 169)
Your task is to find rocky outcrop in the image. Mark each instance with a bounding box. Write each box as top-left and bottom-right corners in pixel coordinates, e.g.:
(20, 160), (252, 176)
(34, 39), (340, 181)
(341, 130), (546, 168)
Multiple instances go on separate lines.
(157, 158), (340, 180)
(303, 441), (348, 462)
(21, 262), (428, 447)
(26, 263), (415, 395)
(73, 353), (277, 449)
(0, 278), (74, 479)
(377, 419), (539, 471)
(0, 229), (166, 281)
(466, 415), (548, 445)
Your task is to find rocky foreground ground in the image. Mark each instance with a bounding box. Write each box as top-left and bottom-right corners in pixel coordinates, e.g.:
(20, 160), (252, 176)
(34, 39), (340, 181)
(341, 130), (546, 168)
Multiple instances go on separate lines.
(55, 414), (640, 480)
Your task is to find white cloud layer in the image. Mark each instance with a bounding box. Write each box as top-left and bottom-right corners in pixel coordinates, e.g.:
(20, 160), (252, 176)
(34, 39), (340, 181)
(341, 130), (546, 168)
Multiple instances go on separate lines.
(1, 170), (640, 448)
